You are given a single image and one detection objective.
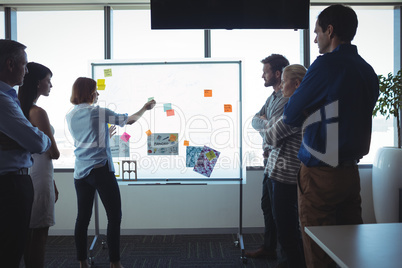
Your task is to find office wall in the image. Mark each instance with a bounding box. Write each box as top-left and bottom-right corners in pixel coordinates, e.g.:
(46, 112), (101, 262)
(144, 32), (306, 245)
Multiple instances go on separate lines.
(49, 167), (375, 235)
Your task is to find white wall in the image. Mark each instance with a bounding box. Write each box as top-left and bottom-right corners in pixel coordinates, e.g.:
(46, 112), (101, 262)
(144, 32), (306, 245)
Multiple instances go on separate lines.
(49, 167), (375, 235)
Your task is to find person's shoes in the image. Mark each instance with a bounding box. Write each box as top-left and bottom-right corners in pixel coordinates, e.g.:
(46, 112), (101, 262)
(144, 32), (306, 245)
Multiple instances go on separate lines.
(244, 246), (277, 259)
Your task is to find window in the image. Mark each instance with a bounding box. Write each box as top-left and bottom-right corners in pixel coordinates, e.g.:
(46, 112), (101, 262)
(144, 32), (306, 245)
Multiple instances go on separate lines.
(310, 6), (395, 164)
(113, 9), (204, 59)
(0, 10), (4, 38)
(7, 4), (398, 169)
(16, 10), (104, 168)
(211, 29), (301, 166)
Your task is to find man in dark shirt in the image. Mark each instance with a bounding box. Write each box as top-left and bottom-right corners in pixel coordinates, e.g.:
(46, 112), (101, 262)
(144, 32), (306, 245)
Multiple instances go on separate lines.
(283, 5), (379, 268)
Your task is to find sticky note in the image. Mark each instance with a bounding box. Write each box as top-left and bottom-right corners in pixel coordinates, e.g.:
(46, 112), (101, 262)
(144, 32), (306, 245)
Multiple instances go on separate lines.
(166, 109), (175, 116)
(108, 123), (111, 128)
(206, 150), (216, 161)
(164, 103), (172, 112)
(148, 97), (154, 102)
(224, 104), (232, 112)
(97, 79), (106, 90)
(120, 132), (131, 142)
(204, 89), (212, 97)
(146, 130), (152, 136)
(169, 134), (177, 142)
(104, 69), (112, 77)
(184, 140), (190, 146)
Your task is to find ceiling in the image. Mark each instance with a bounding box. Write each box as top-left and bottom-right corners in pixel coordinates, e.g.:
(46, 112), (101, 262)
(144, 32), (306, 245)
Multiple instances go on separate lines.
(0, 0), (401, 5)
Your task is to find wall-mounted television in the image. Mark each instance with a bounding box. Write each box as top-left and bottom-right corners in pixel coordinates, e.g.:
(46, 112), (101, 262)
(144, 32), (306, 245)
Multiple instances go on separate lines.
(151, 0), (310, 30)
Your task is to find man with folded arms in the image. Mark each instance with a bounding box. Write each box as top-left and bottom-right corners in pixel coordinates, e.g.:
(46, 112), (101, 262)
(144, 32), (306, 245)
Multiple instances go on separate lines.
(0, 39), (51, 268)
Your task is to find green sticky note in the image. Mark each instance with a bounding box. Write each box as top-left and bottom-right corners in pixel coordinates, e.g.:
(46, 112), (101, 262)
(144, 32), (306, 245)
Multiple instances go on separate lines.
(206, 150), (216, 161)
(104, 68), (112, 77)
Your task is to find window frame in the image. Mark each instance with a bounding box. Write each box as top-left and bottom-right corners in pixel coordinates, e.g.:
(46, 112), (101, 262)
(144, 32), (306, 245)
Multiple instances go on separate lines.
(0, 2), (400, 170)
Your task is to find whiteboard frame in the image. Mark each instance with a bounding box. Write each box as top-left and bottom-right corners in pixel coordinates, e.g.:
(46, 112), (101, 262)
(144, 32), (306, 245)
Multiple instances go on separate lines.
(91, 59), (243, 184)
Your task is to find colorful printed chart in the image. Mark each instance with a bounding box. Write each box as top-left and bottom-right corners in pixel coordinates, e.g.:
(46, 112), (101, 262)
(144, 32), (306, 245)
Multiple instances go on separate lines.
(186, 146), (203, 167)
(147, 133), (179, 155)
(193, 146), (221, 177)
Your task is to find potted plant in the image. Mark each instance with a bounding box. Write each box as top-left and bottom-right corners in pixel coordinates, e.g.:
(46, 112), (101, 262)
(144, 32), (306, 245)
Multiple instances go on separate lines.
(372, 70), (402, 223)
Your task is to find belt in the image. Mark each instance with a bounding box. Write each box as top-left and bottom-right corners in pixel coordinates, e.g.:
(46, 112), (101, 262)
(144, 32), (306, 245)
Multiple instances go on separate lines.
(2, 168), (30, 176)
(338, 160), (358, 167)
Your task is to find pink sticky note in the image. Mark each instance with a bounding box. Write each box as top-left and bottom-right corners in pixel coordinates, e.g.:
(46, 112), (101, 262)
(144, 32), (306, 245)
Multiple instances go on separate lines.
(120, 132), (131, 142)
(166, 109), (175, 116)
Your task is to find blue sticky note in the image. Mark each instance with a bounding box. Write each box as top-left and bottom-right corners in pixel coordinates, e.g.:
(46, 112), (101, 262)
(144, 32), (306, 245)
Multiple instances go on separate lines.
(164, 103), (172, 112)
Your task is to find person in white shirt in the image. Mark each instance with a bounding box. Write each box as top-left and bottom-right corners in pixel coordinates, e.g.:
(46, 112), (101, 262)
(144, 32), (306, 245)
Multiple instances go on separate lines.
(66, 77), (155, 268)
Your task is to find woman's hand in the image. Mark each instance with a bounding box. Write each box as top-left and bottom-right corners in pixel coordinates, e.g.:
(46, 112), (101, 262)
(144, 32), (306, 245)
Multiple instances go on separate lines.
(127, 99), (157, 125)
(144, 99), (156, 110)
(109, 125), (116, 138)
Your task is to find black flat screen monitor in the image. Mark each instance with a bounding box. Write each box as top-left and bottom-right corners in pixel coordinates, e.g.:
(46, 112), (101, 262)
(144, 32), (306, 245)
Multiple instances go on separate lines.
(151, 0), (310, 30)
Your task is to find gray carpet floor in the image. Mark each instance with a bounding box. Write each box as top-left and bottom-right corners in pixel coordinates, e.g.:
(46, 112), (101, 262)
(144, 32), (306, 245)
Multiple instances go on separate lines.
(20, 233), (279, 267)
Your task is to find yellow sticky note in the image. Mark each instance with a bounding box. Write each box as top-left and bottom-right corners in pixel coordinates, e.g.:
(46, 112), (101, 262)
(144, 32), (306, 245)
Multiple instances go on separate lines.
(224, 104), (232, 112)
(204, 89), (212, 97)
(206, 150), (216, 161)
(146, 130), (152, 136)
(169, 134), (177, 142)
(108, 123), (111, 128)
(104, 69), (112, 77)
(184, 140), (189, 146)
(97, 79), (106, 90)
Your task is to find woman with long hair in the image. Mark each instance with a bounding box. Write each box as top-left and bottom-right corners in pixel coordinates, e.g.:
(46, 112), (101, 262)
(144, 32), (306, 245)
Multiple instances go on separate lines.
(18, 62), (60, 268)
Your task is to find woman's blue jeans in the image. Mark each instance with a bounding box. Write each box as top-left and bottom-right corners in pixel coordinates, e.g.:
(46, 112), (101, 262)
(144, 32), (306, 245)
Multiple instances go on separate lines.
(74, 163), (122, 262)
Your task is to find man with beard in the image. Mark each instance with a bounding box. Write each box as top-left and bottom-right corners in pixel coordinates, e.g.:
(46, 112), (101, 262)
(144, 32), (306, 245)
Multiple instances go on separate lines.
(246, 54), (289, 260)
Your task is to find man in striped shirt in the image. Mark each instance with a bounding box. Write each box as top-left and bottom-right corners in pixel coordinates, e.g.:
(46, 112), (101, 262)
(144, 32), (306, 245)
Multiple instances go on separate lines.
(263, 64), (307, 268)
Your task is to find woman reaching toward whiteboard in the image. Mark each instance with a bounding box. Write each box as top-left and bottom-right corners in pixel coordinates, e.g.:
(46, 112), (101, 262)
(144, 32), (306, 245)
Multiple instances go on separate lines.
(66, 77), (155, 268)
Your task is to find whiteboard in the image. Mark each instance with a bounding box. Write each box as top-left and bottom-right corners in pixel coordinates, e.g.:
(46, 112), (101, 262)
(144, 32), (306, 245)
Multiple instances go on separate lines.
(91, 60), (243, 182)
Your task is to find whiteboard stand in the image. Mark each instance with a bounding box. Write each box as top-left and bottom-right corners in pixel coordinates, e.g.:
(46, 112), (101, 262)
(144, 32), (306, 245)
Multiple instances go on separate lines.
(89, 191), (107, 265)
(91, 59), (245, 262)
(234, 177), (247, 263)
